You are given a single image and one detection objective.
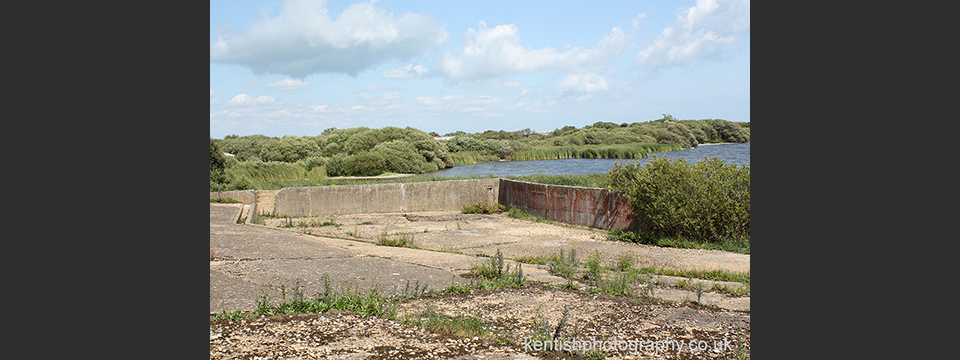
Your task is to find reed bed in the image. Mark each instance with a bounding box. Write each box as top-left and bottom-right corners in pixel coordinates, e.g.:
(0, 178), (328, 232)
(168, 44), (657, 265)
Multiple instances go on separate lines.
(448, 151), (501, 167)
(509, 143), (681, 161)
(225, 161), (327, 190)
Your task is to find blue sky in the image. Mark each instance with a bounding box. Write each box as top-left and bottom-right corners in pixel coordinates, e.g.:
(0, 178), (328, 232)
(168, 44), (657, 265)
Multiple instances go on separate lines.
(210, 0), (749, 138)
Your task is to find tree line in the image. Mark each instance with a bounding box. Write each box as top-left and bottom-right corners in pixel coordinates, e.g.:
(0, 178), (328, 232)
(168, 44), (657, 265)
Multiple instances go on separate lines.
(210, 115), (749, 190)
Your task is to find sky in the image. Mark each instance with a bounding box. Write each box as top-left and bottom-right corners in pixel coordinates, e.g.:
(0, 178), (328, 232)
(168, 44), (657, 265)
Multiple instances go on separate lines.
(210, 0), (749, 139)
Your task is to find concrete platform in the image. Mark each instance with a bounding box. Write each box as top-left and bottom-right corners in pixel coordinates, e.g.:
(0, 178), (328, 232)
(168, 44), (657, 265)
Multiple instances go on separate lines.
(210, 203), (750, 314)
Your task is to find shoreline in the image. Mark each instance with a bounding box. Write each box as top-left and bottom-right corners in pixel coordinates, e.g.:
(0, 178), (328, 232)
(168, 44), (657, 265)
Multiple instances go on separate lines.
(696, 142), (739, 146)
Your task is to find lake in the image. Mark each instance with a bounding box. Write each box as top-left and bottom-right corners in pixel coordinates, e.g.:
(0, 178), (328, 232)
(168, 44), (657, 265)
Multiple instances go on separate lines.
(430, 142), (750, 178)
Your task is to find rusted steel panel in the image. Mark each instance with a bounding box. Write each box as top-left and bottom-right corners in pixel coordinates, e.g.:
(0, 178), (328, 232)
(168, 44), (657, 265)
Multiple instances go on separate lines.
(498, 179), (638, 231)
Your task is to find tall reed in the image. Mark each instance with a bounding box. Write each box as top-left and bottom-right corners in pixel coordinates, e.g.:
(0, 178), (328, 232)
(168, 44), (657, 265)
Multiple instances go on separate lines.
(509, 143), (681, 161)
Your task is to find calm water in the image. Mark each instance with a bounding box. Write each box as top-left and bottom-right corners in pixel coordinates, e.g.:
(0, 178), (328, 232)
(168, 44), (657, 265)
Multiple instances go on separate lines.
(430, 142), (750, 178)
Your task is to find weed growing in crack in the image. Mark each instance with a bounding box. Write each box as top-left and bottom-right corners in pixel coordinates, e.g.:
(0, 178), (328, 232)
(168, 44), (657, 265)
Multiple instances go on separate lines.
(471, 248), (527, 289)
(693, 281), (706, 304)
(398, 280), (429, 300)
(548, 247), (578, 279)
(616, 252), (634, 272)
(529, 305), (576, 355)
(378, 231), (416, 248)
(597, 271), (633, 296)
(401, 305), (487, 338)
(584, 250), (605, 287)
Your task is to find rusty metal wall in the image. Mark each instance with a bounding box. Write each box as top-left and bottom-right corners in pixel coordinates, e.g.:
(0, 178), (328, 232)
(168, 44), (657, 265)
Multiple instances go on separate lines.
(498, 179), (638, 231)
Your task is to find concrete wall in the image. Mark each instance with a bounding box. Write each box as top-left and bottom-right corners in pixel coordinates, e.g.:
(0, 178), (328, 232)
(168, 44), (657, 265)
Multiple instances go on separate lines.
(273, 178), (500, 216)
(498, 179), (638, 231)
(210, 178), (636, 230)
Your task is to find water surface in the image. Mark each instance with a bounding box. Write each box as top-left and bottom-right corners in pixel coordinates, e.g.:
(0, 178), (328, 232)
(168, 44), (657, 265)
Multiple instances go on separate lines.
(430, 142), (750, 178)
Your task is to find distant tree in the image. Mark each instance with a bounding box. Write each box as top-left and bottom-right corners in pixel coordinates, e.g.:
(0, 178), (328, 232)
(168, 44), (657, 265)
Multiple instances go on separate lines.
(210, 139), (227, 190)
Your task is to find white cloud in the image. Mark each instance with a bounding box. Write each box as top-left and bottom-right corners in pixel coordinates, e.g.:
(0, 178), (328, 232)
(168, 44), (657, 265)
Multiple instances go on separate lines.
(635, 0), (749, 71)
(381, 64), (429, 79)
(210, 91), (216, 97)
(433, 22), (630, 82)
(363, 84), (407, 91)
(416, 96), (440, 106)
(264, 78), (311, 90)
(357, 91), (405, 106)
(632, 13), (647, 30)
(228, 94), (277, 106)
(210, 0), (448, 79)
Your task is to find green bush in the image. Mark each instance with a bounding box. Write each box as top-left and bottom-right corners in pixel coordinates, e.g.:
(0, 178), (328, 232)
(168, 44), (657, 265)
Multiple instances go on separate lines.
(298, 156), (326, 172)
(609, 156), (750, 242)
(372, 140), (425, 174)
(258, 137), (320, 163)
(210, 139), (227, 189)
(346, 151), (387, 177)
(462, 201), (506, 214)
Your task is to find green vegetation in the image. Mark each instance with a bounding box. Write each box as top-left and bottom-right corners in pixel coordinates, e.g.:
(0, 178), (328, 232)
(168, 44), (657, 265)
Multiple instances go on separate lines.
(401, 305), (487, 338)
(210, 115), (749, 184)
(209, 197), (241, 204)
(470, 249), (528, 289)
(377, 232), (417, 248)
(608, 229), (750, 254)
(510, 143), (679, 161)
(609, 155), (750, 244)
(461, 201), (506, 214)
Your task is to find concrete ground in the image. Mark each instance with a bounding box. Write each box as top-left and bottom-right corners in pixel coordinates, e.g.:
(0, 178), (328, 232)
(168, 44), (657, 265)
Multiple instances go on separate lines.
(210, 204), (750, 314)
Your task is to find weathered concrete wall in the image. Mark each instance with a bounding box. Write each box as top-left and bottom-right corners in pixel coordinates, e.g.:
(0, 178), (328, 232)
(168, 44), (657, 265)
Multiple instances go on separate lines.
(402, 179), (499, 212)
(273, 179), (501, 216)
(212, 179), (637, 230)
(255, 190), (279, 215)
(498, 179), (638, 231)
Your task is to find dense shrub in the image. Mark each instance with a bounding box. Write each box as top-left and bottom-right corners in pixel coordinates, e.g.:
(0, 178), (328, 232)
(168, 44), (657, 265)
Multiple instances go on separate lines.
(372, 140), (425, 174)
(259, 137), (320, 163)
(344, 151), (387, 177)
(609, 156), (750, 242)
(210, 139), (227, 188)
(217, 134), (273, 162)
(297, 156), (326, 172)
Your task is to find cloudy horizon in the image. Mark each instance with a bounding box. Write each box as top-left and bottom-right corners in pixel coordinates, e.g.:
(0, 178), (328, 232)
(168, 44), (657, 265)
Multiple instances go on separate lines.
(210, 0), (749, 138)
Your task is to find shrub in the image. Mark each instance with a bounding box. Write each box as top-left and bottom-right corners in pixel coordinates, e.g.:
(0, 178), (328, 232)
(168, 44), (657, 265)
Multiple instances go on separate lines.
(298, 156), (326, 172)
(462, 201), (506, 214)
(372, 140), (425, 174)
(609, 155), (750, 242)
(258, 137), (320, 163)
(210, 139), (227, 189)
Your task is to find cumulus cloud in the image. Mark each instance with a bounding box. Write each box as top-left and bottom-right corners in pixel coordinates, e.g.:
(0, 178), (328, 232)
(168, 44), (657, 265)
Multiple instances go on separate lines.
(635, 0), (749, 70)
(264, 78), (311, 90)
(228, 94), (277, 106)
(363, 84), (407, 91)
(210, 0), (448, 79)
(381, 64), (429, 79)
(433, 22), (630, 82)
(632, 13), (647, 30)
